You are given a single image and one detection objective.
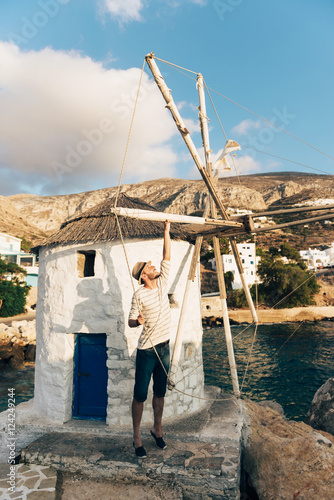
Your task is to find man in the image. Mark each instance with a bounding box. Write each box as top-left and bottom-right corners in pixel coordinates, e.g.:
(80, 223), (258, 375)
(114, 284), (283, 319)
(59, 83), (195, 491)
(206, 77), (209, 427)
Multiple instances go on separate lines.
(128, 220), (171, 458)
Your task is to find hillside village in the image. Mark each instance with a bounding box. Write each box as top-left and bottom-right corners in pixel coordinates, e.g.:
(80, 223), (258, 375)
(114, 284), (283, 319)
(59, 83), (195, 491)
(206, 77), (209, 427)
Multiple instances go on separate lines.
(1, 172), (334, 244)
(0, 173), (333, 316)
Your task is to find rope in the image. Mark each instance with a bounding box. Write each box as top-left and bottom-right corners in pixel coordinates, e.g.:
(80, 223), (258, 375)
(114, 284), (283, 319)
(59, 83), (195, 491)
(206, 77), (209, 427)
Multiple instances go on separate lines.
(114, 58), (146, 208)
(240, 323), (258, 393)
(114, 54), (332, 405)
(270, 272), (317, 309)
(206, 85), (334, 162)
(156, 56), (334, 167)
(273, 322), (305, 356)
(204, 80), (242, 184)
(269, 260), (334, 355)
(254, 234), (259, 311)
(241, 147), (332, 176)
(154, 56), (199, 75)
(111, 60), (238, 404)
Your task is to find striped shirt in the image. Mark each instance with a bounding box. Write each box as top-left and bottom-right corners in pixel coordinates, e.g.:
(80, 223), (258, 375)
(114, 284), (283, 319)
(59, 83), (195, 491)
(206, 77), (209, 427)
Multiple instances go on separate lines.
(129, 260), (171, 350)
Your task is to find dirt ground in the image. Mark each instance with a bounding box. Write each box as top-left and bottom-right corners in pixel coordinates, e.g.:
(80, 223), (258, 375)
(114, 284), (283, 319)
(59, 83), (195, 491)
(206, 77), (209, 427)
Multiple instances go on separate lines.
(314, 270), (334, 306)
(58, 472), (182, 500)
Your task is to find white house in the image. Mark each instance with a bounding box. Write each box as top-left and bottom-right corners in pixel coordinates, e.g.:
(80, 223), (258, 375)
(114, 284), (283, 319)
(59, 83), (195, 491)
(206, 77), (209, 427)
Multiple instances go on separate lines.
(299, 248), (330, 269)
(0, 232), (21, 253)
(209, 242), (258, 290)
(30, 194), (205, 427)
(324, 243), (334, 266)
(0, 232), (38, 286)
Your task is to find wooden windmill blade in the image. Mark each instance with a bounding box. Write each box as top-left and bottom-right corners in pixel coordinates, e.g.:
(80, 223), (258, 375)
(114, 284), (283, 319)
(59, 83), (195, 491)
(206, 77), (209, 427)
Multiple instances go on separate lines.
(145, 53), (258, 322)
(144, 53), (263, 396)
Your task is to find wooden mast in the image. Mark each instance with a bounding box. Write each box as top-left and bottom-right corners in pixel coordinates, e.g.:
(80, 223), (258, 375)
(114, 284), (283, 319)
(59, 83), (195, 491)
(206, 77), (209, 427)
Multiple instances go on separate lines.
(145, 52), (258, 323)
(197, 73), (240, 396)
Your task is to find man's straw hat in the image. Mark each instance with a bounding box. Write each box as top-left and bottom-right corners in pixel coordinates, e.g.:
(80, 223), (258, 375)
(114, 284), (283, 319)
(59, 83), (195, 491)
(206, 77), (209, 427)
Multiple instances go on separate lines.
(132, 261), (151, 284)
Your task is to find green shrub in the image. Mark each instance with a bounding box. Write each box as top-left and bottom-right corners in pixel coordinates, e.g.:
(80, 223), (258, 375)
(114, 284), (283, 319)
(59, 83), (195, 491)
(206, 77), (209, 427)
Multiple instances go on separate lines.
(0, 259), (30, 317)
(0, 280), (30, 317)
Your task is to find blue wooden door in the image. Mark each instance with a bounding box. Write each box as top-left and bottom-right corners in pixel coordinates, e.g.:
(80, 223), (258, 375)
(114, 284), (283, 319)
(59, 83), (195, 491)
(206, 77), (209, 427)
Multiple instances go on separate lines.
(73, 333), (108, 420)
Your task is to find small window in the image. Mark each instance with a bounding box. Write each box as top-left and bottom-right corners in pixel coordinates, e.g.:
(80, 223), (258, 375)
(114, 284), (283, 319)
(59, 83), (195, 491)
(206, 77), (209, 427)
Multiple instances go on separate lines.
(20, 257), (33, 266)
(77, 250), (96, 278)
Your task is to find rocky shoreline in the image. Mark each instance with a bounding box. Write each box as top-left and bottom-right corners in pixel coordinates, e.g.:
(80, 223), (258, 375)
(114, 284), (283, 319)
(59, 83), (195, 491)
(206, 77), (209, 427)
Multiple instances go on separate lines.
(0, 320), (36, 370)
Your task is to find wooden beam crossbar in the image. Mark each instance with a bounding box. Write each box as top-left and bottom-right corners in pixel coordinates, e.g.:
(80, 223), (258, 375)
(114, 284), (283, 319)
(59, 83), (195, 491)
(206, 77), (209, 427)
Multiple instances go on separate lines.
(237, 204), (334, 218)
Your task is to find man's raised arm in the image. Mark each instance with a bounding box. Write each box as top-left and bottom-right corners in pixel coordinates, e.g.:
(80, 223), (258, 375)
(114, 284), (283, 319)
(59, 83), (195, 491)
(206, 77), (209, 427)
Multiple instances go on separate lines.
(163, 220), (171, 261)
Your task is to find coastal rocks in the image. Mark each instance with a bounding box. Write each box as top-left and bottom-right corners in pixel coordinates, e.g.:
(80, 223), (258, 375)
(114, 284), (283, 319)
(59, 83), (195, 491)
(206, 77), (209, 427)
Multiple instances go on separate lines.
(0, 320), (36, 369)
(242, 400), (334, 499)
(305, 377), (334, 436)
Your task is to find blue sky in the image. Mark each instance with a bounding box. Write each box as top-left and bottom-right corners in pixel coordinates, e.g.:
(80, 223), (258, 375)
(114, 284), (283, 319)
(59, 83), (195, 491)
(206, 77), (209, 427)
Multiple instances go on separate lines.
(0, 0), (333, 196)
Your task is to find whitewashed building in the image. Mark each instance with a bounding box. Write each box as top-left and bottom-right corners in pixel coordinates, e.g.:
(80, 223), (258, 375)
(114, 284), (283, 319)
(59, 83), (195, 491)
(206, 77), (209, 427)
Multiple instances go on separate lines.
(299, 248), (330, 269)
(30, 194), (205, 426)
(0, 232), (38, 286)
(209, 242), (258, 290)
(0, 233), (21, 253)
(324, 243), (334, 266)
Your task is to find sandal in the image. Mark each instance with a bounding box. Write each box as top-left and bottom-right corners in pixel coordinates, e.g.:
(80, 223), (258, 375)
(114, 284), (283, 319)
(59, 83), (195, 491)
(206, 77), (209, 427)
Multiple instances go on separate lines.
(133, 442), (147, 458)
(150, 430), (167, 449)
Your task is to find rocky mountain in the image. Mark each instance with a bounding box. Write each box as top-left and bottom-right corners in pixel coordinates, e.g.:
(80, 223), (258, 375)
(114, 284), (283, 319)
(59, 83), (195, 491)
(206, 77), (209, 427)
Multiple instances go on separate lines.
(0, 195), (47, 242)
(1, 172), (334, 245)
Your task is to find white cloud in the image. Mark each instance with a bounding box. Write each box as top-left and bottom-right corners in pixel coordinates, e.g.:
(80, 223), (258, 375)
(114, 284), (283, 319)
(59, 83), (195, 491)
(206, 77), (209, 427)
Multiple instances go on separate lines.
(234, 155), (262, 175)
(189, 0), (207, 5)
(100, 0), (207, 24)
(100, 0), (145, 23)
(231, 119), (261, 136)
(0, 42), (179, 195)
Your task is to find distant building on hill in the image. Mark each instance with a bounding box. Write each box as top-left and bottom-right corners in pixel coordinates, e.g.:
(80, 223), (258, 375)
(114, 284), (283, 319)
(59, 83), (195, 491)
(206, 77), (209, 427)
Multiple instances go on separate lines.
(0, 232), (38, 286)
(209, 242), (259, 290)
(299, 247), (330, 270)
(324, 243), (334, 266)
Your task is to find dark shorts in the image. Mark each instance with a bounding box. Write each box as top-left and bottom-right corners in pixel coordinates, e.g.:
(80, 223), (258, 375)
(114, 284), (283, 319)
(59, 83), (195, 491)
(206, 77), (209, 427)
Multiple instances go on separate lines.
(133, 341), (170, 403)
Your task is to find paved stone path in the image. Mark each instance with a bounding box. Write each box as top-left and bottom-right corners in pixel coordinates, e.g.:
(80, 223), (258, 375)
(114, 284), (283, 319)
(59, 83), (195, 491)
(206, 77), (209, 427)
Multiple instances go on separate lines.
(0, 464), (57, 499)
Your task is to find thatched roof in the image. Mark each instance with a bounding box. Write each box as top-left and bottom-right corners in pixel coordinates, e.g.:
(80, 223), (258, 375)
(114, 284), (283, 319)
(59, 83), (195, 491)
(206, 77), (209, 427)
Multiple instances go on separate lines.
(32, 194), (191, 253)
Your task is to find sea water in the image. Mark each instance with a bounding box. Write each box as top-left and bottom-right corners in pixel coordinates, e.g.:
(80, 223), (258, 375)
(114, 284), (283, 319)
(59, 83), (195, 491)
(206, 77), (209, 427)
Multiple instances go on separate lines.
(0, 322), (333, 420)
(0, 363), (35, 413)
(203, 321), (334, 420)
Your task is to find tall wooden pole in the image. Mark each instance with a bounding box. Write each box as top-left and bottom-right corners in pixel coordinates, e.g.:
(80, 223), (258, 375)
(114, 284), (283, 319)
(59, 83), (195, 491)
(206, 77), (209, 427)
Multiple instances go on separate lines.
(145, 52), (258, 323)
(197, 74), (240, 396)
(145, 53), (228, 220)
(168, 184), (211, 389)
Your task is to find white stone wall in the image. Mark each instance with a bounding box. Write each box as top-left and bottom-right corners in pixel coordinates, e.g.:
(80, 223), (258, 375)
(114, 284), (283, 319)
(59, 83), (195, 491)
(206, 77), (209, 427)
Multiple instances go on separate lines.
(34, 238), (205, 426)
